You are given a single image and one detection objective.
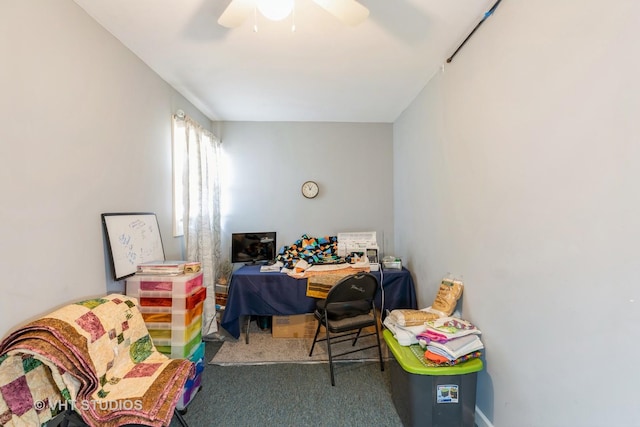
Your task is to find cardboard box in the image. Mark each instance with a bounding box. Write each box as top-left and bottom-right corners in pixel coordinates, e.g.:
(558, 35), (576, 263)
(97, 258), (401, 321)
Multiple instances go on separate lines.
(272, 314), (322, 338)
(272, 313), (382, 338)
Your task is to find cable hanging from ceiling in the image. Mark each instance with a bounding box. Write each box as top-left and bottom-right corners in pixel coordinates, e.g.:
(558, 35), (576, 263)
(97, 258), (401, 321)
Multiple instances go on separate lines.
(446, 0), (503, 63)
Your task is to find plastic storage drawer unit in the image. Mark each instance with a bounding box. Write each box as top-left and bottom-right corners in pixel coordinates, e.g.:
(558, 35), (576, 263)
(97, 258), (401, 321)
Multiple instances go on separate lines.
(154, 330), (202, 358)
(187, 340), (206, 363)
(147, 315), (203, 343)
(383, 329), (483, 427)
(126, 271), (203, 296)
(176, 341), (205, 411)
(137, 286), (206, 310)
(176, 370), (202, 411)
(140, 301), (204, 325)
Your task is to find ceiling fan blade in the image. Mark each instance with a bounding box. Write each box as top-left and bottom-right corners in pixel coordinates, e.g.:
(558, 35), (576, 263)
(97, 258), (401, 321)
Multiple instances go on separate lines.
(312, 0), (369, 26)
(218, 0), (256, 28)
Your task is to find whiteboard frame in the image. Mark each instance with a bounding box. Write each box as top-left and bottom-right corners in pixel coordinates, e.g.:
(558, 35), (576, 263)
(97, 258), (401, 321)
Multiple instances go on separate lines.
(101, 212), (166, 281)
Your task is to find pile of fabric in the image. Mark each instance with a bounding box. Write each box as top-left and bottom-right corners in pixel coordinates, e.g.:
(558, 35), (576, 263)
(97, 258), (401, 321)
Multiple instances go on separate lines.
(383, 276), (465, 345)
(417, 317), (484, 365)
(383, 275), (484, 366)
(275, 234), (340, 268)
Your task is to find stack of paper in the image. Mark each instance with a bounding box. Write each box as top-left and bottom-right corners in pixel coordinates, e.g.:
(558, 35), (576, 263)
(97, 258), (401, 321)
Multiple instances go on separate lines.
(136, 260), (186, 275)
(259, 261), (282, 273)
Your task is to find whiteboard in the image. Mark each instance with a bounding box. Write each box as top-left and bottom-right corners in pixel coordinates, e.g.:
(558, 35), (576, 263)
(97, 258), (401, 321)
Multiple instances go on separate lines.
(102, 213), (165, 281)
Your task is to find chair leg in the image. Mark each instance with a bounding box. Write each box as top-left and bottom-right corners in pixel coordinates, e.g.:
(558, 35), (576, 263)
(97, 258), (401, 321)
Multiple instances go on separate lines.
(324, 322), (336, 386)
(374, 317), (384, 372)
(351, 328), (363, 346)
(57, 409), (85, 427)
(173, 407), (190, 427)
(308, 319), (322, 356)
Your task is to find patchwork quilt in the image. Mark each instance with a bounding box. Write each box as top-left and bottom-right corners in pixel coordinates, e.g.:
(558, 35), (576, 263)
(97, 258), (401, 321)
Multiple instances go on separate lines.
(0, 294), (193, 427)
(276, 234), (341, 268)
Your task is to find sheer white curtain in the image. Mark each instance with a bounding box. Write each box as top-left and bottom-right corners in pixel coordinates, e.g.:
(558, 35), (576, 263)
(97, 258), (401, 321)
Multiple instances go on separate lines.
(172, 114), (222, 339)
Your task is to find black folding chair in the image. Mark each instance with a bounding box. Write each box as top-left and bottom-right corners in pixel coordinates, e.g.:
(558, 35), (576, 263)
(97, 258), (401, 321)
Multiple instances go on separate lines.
(308, 272), (384, 386)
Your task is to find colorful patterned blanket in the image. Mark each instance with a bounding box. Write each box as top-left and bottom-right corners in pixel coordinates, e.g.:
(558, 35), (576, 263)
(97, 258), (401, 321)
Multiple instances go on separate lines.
(0, 294), (193, 426)
(276, 234), (341, 268)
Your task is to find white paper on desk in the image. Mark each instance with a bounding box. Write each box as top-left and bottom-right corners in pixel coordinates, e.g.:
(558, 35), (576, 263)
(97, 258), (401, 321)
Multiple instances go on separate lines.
(260, 261), (283, 272)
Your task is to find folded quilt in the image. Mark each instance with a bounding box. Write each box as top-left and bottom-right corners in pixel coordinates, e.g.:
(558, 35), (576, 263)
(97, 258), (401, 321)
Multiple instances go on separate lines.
(408, 345), (481, 367)
(424, 350), (483, 366)
(0, 294), (193, 427)
(424, 334), (484, 360)
(417, 317), (481, 344)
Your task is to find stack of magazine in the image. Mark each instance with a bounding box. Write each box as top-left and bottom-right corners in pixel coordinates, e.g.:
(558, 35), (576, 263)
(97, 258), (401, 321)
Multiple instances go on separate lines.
(136, 260), (201, 275)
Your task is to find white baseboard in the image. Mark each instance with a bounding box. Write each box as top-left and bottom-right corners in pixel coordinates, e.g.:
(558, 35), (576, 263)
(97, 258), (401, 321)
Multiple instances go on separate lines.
(475, 406), (494, 427)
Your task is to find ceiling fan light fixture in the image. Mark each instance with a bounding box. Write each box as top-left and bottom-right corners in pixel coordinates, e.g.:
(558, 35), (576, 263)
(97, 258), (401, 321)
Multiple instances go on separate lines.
(218, 0), (369, 28)
(256, 0), (294, 21)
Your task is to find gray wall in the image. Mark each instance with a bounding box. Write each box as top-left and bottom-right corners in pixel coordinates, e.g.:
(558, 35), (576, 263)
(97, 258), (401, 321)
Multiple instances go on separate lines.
(0, 1), (209, 336)
(393, 0), (640, 425)
(216, 121), (394, 260)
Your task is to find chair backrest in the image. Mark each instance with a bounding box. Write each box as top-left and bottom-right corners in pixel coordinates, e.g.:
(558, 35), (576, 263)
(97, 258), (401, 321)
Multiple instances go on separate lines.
(325, 272), (378, 305)
(321, 272), (378, 321)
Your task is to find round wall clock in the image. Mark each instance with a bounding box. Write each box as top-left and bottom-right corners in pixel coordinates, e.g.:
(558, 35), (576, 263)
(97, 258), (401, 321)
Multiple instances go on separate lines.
(301, 180), (319, 199)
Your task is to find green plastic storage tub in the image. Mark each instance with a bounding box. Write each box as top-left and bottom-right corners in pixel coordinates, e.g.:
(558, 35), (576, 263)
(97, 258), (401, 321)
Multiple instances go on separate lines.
(383, 329), (483, 427)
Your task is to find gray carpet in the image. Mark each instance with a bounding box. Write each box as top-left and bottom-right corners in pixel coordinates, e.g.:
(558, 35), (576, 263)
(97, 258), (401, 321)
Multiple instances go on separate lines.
(170, 333), (404, 427)
(210, 327), (389, 365)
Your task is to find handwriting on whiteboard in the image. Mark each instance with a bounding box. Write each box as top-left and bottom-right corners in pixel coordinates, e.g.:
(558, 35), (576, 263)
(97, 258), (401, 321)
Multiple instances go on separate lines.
(103, 213), (165, 280)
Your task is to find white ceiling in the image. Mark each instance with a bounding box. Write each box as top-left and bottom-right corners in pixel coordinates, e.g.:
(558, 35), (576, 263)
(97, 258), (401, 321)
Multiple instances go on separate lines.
(73, 0), (494, 123)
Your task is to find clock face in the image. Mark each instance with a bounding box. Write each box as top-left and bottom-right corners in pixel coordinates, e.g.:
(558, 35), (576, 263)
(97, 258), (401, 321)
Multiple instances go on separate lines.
(301, 181), (319, 199)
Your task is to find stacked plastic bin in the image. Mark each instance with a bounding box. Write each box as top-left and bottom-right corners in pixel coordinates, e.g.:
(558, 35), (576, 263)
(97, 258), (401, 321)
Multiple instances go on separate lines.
(176, 339), (205, 411)
(125, 271), (206, 411)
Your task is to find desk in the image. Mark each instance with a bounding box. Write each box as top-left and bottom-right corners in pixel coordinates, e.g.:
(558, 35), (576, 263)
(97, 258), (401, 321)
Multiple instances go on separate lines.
(220, 265), (417, 339)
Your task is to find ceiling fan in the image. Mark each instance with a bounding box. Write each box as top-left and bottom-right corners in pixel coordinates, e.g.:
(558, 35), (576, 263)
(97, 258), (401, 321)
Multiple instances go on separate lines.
(218, 0), (369, 28)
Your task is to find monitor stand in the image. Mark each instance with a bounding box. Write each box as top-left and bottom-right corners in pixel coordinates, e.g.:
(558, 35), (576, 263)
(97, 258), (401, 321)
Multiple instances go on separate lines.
(244, 259), (270, 266)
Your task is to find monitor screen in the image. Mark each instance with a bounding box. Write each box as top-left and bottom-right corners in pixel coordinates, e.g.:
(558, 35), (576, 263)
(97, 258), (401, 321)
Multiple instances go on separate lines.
(231, 232), (277, 264)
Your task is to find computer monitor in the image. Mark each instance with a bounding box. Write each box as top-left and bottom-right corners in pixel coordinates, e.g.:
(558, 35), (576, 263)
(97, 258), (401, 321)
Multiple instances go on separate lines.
(231, 232), (276, 264)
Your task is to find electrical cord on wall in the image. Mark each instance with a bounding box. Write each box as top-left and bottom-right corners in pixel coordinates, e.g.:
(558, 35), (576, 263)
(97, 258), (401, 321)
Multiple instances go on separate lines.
(378, 266), (385, 320)
(377, 232), (386, 320)
(446, 0), (503, 63)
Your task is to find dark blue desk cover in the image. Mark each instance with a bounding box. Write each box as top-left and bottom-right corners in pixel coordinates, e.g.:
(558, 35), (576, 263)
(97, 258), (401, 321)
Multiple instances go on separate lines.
(220, 265), (417, 339)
